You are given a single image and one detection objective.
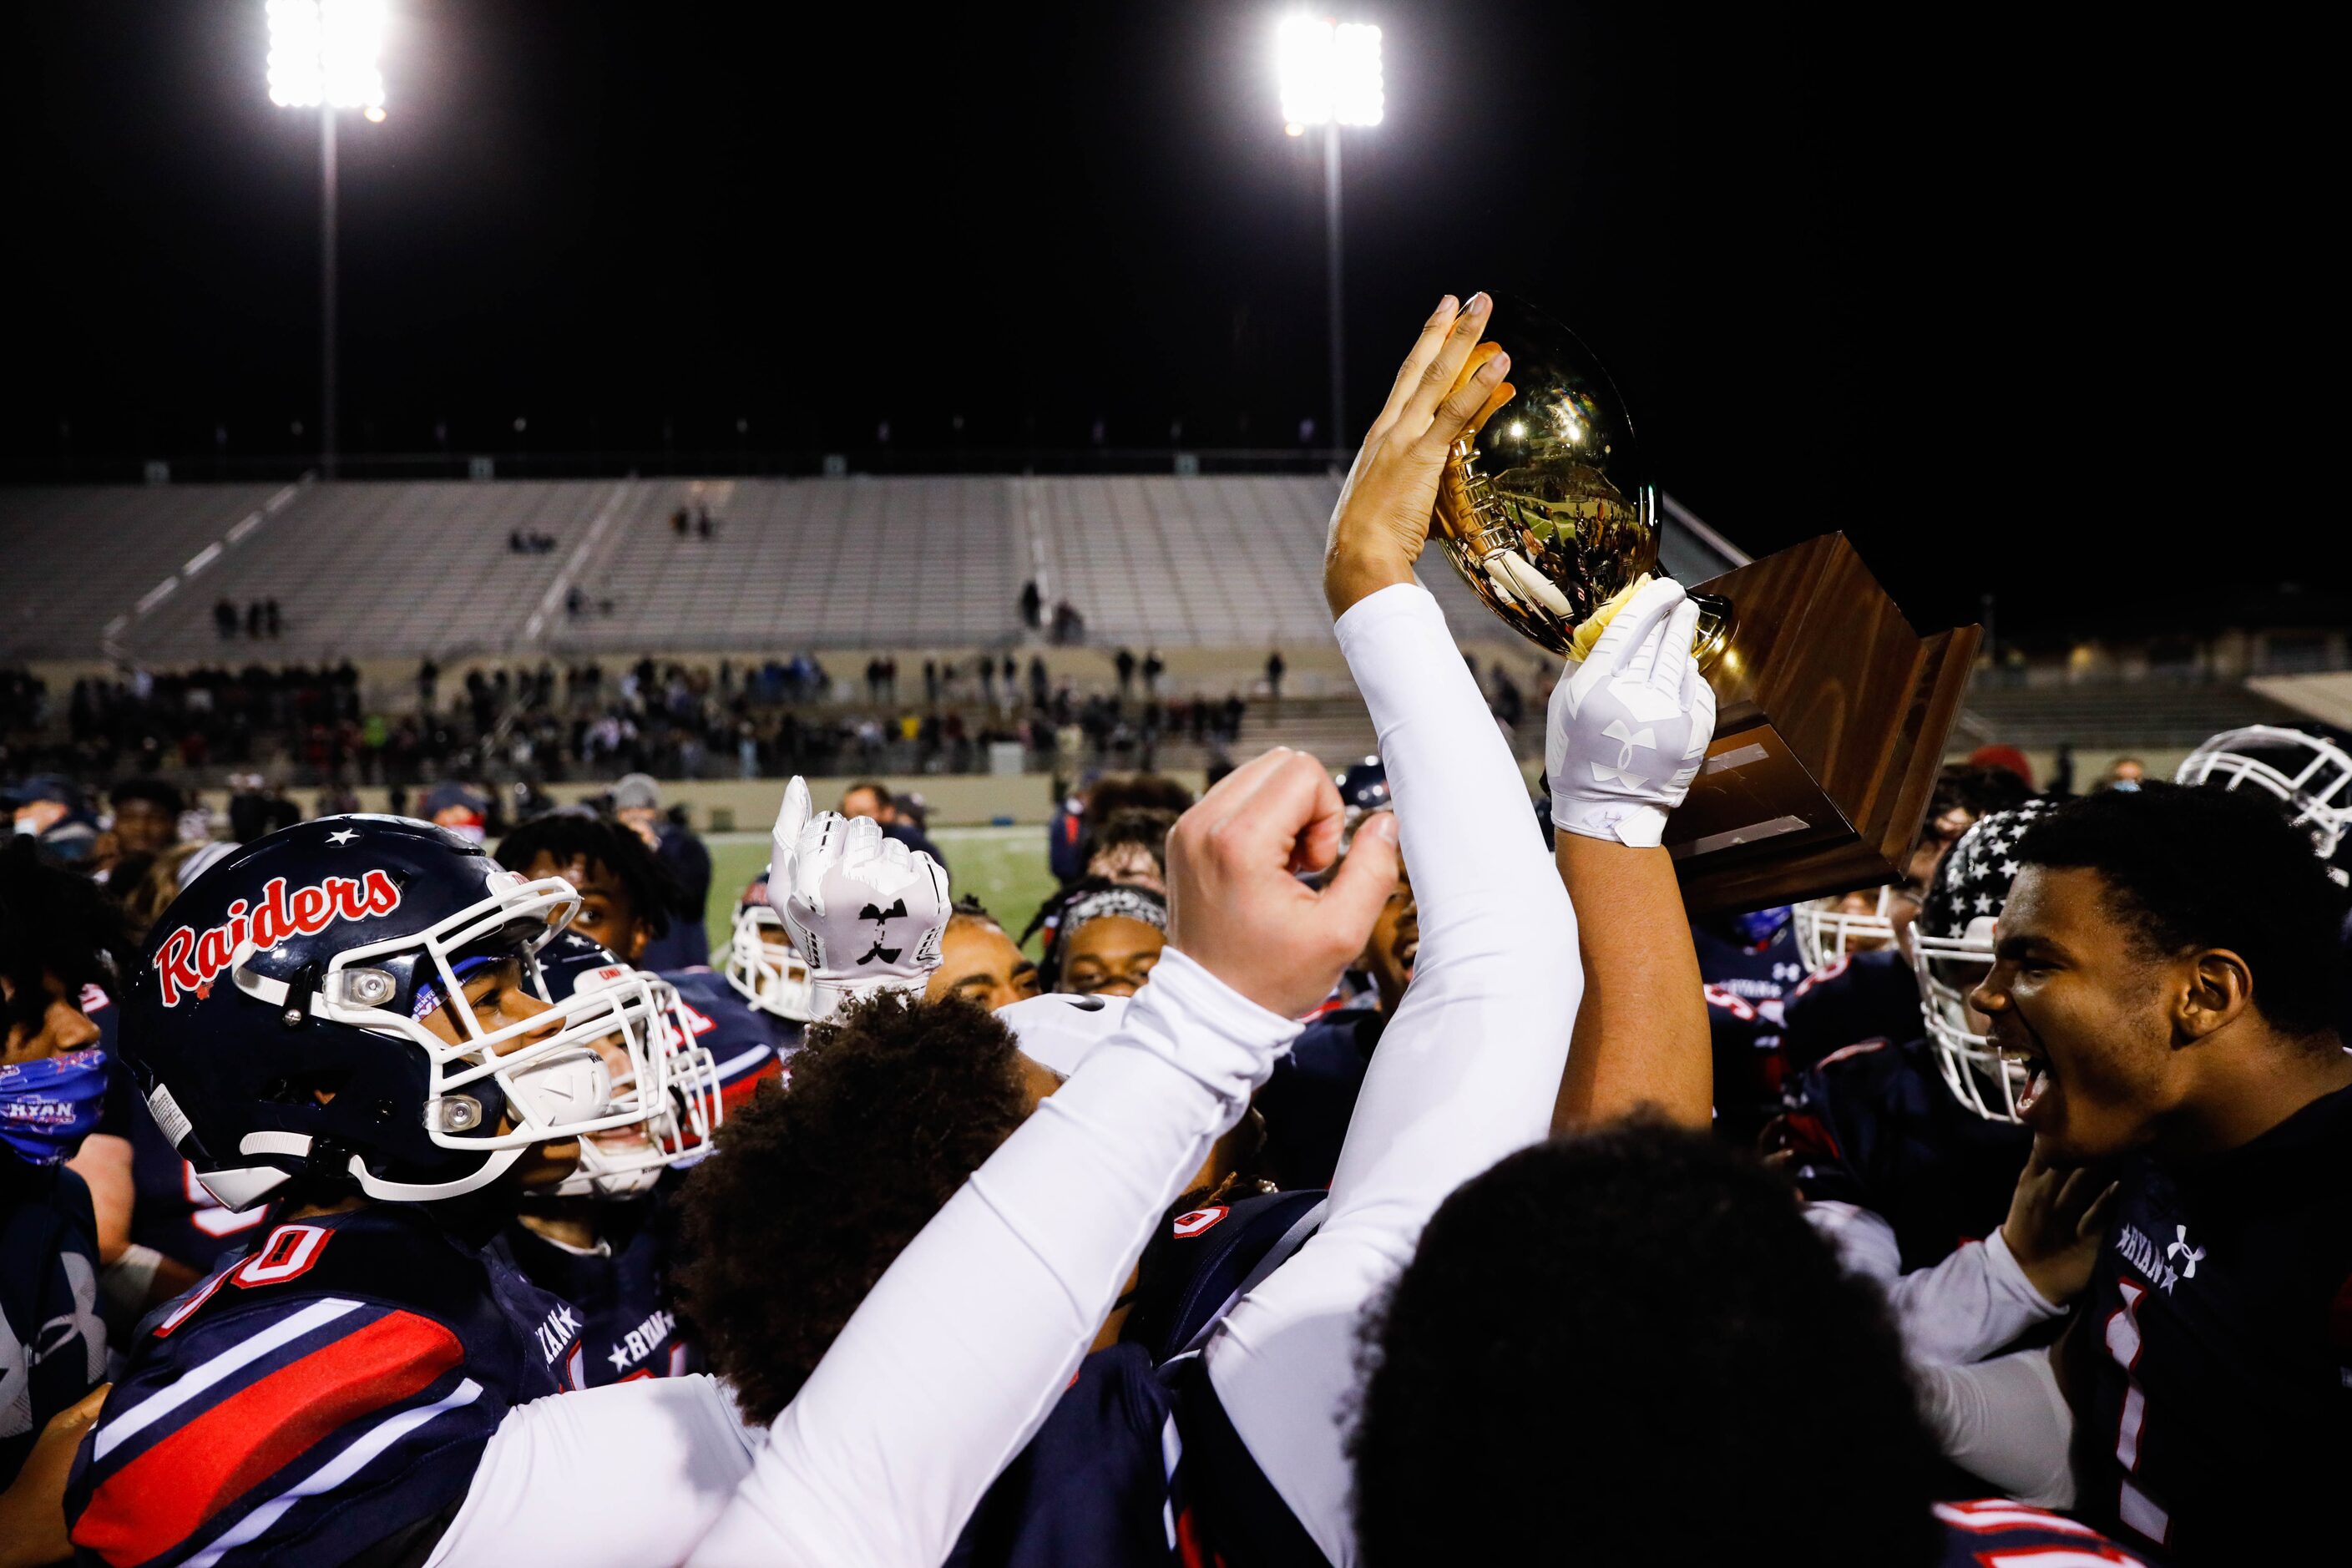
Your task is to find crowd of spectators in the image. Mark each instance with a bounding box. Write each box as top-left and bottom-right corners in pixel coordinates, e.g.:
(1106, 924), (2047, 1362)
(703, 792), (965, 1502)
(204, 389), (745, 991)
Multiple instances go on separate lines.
(0, 645), (1260, 798)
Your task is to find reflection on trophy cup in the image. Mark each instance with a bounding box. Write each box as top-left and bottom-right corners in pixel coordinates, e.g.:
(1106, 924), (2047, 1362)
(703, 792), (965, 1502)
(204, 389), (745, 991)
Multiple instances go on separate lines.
(1432, 303), (1730, 665)
(1430, 297), (1980, 914)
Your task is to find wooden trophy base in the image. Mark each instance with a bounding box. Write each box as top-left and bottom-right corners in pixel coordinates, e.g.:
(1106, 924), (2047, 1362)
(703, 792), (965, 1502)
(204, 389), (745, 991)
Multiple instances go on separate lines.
(1667, 534), (1980, 915)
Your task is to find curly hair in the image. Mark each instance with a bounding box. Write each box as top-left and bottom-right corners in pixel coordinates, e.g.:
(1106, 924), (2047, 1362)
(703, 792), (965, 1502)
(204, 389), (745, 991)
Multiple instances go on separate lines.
(494, 812), (680, 938)
(1, 837), (136, 1041)
(671, 990), (1031, 1424)
(1351, 1120), (1943, 1568)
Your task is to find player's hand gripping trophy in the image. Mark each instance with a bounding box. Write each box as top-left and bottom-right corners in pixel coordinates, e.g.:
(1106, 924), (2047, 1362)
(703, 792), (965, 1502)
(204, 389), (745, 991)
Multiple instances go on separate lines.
(1335, 291), (1980, 913)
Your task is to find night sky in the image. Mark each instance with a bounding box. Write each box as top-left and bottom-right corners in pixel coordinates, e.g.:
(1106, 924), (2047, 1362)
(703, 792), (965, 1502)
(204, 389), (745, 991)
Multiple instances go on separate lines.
(3, 3), (2331, 633)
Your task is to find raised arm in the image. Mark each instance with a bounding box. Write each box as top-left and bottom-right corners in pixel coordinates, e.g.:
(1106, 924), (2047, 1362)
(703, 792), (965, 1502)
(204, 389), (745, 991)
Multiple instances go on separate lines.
(1538, 559), (1719, 1130)
(1205, 294), (1586, 1565)
(685, 750), (1399, 1568)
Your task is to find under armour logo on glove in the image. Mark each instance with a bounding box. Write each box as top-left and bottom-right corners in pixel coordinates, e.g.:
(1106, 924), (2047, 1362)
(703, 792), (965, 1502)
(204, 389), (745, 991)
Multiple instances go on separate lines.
(1547, 579), (1717, 849)
(770, 776), (951, 1019)
(1592, 718), (1658, 786)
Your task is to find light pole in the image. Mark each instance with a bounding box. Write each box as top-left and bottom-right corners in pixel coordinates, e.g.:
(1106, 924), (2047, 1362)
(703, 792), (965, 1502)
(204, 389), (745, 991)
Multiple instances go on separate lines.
(267, 0), (387, 480)
(1277, 16), (1383, 453)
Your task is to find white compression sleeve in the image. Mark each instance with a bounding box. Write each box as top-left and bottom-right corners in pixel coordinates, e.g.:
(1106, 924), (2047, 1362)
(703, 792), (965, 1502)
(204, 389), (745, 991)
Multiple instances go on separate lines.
(427, 1375), (759, 1568)
(1883, 1228), (2064, 1366)
(1206, 581), (1581, 1567)
(687, 948), (1299, 1568)
(1805, 1204), (2063, 1366)
(1914, 1347), (2077, 1509)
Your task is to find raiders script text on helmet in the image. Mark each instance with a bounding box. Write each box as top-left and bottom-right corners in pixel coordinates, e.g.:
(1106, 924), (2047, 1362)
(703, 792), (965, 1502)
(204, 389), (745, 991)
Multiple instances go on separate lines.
(155, 870), (404, 1007)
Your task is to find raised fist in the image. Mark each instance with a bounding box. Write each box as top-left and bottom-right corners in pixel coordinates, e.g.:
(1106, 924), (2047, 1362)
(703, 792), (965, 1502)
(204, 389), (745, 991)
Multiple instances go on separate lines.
(769, 776), (949, 1018)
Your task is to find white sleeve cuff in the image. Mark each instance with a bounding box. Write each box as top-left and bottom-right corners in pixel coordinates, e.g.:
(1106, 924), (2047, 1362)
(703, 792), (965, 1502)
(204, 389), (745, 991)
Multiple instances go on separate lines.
(1982, 1226), (2067, 1315)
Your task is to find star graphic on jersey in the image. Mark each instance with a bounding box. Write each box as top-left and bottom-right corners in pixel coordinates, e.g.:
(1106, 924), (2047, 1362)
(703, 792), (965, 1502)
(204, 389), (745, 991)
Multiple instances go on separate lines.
(608, 1342), (634, 1374)
(326, 828), (359, 846)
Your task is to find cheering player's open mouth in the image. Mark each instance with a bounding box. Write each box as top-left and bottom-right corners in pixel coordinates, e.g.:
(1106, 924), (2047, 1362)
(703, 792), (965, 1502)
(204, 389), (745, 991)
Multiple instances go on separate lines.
(1994, 1019), (2054, 1120)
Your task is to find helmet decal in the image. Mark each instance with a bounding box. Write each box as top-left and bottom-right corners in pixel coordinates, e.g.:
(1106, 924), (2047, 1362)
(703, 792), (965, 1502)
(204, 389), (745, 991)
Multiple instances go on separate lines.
(154, 869), (402, 1006)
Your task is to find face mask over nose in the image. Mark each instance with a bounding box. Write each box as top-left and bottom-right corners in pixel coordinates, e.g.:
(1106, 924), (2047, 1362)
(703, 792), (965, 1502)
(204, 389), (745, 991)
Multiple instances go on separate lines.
(0, 1048), (110, 1165)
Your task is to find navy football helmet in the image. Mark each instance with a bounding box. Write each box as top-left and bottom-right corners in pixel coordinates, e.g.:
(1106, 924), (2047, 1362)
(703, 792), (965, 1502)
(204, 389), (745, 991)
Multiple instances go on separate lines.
(534, 930), (721, 1198)
(121, 815), (679, 1207)
(1909, 799), (2054, 1123)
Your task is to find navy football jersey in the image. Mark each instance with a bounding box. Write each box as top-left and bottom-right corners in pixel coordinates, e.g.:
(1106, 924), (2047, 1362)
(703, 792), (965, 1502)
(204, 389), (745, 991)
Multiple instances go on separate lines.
(488, 1188), (701, 1387)
(2, 1159), (107, 1489)
(948, 1191), (1333, 1568)
(1781, 948), (1921, 1075)
(2070, 1080), (2352, 1563)
(1692, 916), (1804, 1142)
(660, 967), (794, 1112)
(1773, 1036), (2031, 1272)
(1253, 1010), (1383, 1193)
(1930, 1499), (2149, 1565)
(68, 1203), (584, 1568)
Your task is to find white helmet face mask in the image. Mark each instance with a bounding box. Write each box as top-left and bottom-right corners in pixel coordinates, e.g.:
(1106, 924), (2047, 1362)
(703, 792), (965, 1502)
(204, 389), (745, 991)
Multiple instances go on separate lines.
(1793, 886), (1898, 974)
(229, 873), (676, 1202)
(544, 970), (722, 1199)
(2176, 725), (2352, 859)
(725, 900), (817, 1021)
(1909, 914), (2028, 1124)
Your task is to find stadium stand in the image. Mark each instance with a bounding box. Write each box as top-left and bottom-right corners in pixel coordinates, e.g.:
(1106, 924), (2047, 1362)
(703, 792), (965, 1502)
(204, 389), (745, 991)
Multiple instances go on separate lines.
(0, 482), (291, 660)
(0, 476), (1748, 665)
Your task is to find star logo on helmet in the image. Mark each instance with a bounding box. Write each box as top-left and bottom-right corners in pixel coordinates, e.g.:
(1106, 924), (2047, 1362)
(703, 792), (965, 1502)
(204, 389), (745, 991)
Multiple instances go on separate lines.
(326, 828), (359, 847)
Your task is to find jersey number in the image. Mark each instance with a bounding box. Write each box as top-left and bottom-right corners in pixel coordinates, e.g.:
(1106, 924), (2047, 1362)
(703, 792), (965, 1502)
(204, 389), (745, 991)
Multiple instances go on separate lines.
(2102, 1281), (2169, 1548)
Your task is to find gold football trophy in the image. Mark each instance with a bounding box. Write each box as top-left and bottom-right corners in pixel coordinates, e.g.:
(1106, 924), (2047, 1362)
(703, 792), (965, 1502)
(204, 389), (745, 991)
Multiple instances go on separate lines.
(1431, 299), (1980, 914)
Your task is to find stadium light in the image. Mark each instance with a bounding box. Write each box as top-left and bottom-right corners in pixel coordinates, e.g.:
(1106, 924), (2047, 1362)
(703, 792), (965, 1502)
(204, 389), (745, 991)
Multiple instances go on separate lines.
(1275, 16), (1383, 453)
(267, 0), (388, 480)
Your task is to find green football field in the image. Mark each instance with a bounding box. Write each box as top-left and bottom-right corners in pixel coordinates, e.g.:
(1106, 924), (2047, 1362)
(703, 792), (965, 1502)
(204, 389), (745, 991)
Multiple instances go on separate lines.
(702, 827), (1060, 955)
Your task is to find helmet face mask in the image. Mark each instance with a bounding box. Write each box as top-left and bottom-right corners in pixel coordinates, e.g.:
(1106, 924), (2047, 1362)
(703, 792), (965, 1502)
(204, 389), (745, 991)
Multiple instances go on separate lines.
(128, 817), (702, 1209)
(2175, 725), (2352, 859)
(1792, 886), (1897, 973)
(1908, 918), (2027, 1123)
(723, 898), (817, 1022)
(1907, 799), (2053, 1125)
(539, 970), (721, 1200)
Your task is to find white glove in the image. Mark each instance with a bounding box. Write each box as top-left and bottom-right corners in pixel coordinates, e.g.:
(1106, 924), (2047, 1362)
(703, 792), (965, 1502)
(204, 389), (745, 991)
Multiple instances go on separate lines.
(1546, 577), (1716, 848)
(769, 776), (950, 1018)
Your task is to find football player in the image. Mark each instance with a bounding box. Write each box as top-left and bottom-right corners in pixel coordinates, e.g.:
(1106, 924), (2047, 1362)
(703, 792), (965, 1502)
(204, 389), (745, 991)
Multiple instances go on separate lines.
(719, 872), (820, 1039)
(1783, 883), (1924, 1074)
(1690, 901), (1801, 1141)
(1351, 1120), (2152, 1567)
(1951, 783), (2351, 1560)
(1, 840), (133, 1490)
(497, 815), (788, 1111)
(2175, 721), (2352, 863)
(925, 898), (1041, 1013)
(684, 293), (1688, 1566)
(1773, 805), (2050, 1267)
(63, 816), (695, 1565)
(1034, 881), (1168, 998)
(486, 928), (720, 1388)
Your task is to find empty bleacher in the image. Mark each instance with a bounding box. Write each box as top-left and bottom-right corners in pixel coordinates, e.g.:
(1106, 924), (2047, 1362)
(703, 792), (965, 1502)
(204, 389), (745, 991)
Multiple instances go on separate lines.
(8, 474), (1754, 665)
(0, 483), (289, 660)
